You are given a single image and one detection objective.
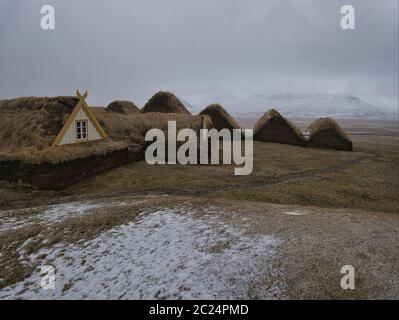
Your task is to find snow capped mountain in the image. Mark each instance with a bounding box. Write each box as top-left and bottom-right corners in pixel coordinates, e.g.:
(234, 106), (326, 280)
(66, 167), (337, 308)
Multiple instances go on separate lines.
(185, 93), (397, 119)
(231, 94), (397, 119)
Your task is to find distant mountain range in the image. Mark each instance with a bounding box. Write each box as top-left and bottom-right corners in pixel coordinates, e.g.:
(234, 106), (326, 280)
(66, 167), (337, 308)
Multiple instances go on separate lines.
(183, 93), (397, 119)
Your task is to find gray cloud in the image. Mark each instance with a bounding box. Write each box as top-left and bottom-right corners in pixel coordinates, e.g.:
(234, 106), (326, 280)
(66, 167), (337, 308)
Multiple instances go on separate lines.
(0, 0), (397, 108)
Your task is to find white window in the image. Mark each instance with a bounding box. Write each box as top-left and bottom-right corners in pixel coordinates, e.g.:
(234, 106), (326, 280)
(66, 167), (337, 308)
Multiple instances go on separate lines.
(76, 120), (88, 140)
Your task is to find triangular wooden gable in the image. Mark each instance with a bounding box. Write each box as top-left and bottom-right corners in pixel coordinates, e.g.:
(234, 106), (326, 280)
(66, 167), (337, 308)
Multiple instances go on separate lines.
(52, 90), (108, 146)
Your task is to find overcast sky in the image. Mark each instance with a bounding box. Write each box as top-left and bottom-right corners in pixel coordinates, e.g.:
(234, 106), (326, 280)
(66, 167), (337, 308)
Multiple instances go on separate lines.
(0, 0), (397, 108)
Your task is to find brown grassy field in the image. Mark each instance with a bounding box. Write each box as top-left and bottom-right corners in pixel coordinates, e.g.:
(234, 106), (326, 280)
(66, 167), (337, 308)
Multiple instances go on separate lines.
(1, 119), (398, 214)
(66, 137), (398, 213)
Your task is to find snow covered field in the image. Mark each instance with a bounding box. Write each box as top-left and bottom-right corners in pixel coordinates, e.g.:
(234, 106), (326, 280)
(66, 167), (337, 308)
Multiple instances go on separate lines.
(2, 195), (397, 299)
(0, 203), (283, 299)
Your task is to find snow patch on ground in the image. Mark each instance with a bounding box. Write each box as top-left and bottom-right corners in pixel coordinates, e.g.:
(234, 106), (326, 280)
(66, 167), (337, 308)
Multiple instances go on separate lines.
(0, 215), (27, 234)
(39, 203), (102, 225)
(0, 208), (283, 299)
(0, 200), (142, 234)
(284, 211), (306, 216)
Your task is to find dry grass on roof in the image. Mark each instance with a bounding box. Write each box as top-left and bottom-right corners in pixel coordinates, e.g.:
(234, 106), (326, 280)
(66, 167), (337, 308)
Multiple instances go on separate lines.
(254, 109), (304, 138)
(93, 109), (204, 145)
(0, 96), (78, 151)
(0, 96), (205, 164)
(106, 100), (140, 114)
(306, 117), (353, 151)
(142, 91), (190, 114)
(306, 117), (351, 141)
(199, 104), (241, 131)
(0, 140), (127, 164)
(253, 109), (306, 147)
